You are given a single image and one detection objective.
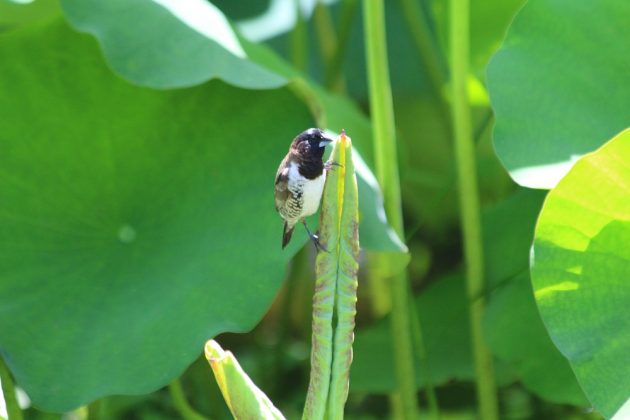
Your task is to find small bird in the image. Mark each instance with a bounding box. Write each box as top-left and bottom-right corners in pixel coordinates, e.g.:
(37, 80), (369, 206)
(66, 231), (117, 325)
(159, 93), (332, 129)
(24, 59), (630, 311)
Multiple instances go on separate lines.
(275, 128), (333, 250)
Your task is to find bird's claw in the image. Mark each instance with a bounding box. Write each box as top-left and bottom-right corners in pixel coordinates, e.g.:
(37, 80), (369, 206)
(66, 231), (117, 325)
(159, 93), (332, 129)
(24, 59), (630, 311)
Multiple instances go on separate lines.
(308, 233), (329, 253)
(302, 220), (329, 252)
(324, 160), (343, 171)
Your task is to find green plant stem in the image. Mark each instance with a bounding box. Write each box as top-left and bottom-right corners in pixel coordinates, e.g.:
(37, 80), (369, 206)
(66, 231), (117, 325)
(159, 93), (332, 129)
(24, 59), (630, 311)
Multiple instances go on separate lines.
(449, 1), (499, 419)
(363, 1), (419, 418)
(313, 1), (337, 71)
(291, 0), (307, 72)
(409, 297), (439, 420)
(396, 0), (447, 102)
(0, 358), (22, 420)
(87, 398), (108, 420)
(325, 0), (359, 91)
(404, 110), (494, 243)
(169, 379), (208, 420)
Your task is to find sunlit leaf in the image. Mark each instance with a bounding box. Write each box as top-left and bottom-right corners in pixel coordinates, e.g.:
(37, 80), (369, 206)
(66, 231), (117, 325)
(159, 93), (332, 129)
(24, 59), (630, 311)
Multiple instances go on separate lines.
(531, 129), (630, 417)
(60, 0), (286, 89)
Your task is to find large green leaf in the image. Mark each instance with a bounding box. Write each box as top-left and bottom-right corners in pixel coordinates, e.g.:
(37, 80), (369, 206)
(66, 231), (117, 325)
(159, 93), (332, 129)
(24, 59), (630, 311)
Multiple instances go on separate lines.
(60, 0), (286, 89)
(531, 129), (630, 418)
(482, 189), (587, 406)
(0, 0), (59, 31)
(0, 16), (404, 411)
(468, 0), (526, 74)
(0, 19), (314, 411)
(57, 0), (405, 252)
(487, 0), (630, 188)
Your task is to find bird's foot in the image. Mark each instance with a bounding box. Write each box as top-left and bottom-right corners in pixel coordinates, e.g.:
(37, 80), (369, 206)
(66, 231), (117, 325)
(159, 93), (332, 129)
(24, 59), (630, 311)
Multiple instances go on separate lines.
(308, 233), (328, 253)
(302, 220), (329, 253)
(324, 160), (343, 171)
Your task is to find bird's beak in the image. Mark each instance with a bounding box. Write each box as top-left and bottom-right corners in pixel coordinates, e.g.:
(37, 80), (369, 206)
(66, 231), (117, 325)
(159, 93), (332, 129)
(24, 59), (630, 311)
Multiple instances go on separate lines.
(319, 138), (333, 148)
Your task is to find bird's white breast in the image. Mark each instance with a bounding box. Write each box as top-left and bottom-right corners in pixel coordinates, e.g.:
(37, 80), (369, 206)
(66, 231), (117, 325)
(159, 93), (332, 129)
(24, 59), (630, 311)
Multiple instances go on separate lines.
(288, 161), (326, 218)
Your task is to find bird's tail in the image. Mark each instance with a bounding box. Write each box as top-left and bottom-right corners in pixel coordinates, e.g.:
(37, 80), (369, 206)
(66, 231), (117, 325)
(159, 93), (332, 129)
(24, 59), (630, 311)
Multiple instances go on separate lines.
(282, 222), (295, 249)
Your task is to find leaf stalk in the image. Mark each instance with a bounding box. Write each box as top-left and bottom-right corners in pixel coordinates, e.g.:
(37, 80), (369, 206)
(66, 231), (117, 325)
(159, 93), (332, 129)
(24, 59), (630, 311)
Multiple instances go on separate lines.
(449, 0), (499, 419)
(169, 379), (208, 420)
(362, 1), (421, 418)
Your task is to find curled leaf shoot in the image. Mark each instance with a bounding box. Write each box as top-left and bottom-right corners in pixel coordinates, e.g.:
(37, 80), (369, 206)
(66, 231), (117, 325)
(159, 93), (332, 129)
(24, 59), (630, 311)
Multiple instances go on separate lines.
(205, 340), (285, 420)
(303, 131), (360, 420)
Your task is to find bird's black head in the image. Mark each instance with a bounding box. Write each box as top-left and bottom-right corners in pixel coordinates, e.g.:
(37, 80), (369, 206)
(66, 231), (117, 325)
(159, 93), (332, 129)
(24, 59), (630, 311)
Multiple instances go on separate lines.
(292, 128), (333, 160)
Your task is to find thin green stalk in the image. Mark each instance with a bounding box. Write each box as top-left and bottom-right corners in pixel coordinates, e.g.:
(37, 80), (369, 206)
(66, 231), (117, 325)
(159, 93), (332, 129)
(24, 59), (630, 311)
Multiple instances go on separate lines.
(409, 297), (439, 420)
(169, 379), (209, 420)
(397, 0), (448, 102)
(363, 2), (402, 216)
(325, 0), (359, 91)
(313, 1), (337, 71)
(405, 110), (495, 243)
(291, 0), (307, 72)
(87, 399), (107, 420)
(0, 358), (22, 420)
(449, 1), (499, 419)
(363, 1), (419, 418)
(271, 246), (311, 398)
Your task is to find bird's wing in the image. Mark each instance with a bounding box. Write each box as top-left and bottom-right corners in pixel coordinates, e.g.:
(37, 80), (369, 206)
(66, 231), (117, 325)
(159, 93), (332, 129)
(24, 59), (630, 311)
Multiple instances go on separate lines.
(274, 164), (290, 211)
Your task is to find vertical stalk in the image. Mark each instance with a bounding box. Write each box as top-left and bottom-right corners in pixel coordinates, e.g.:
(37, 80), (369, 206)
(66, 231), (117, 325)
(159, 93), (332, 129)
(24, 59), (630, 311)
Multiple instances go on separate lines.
(325, 0), (359, 91)
(409, 298), (439, 420)
(396, 0), (448, 102)
(449, 1), (499, 419)
(291, 0), (307, 72)
(313, 0), (337, 70)
(87, 398), (110, 420)
(0, 357), (23, 420)
(169, 379), (208, 420)
(363, 1), (418, 418)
